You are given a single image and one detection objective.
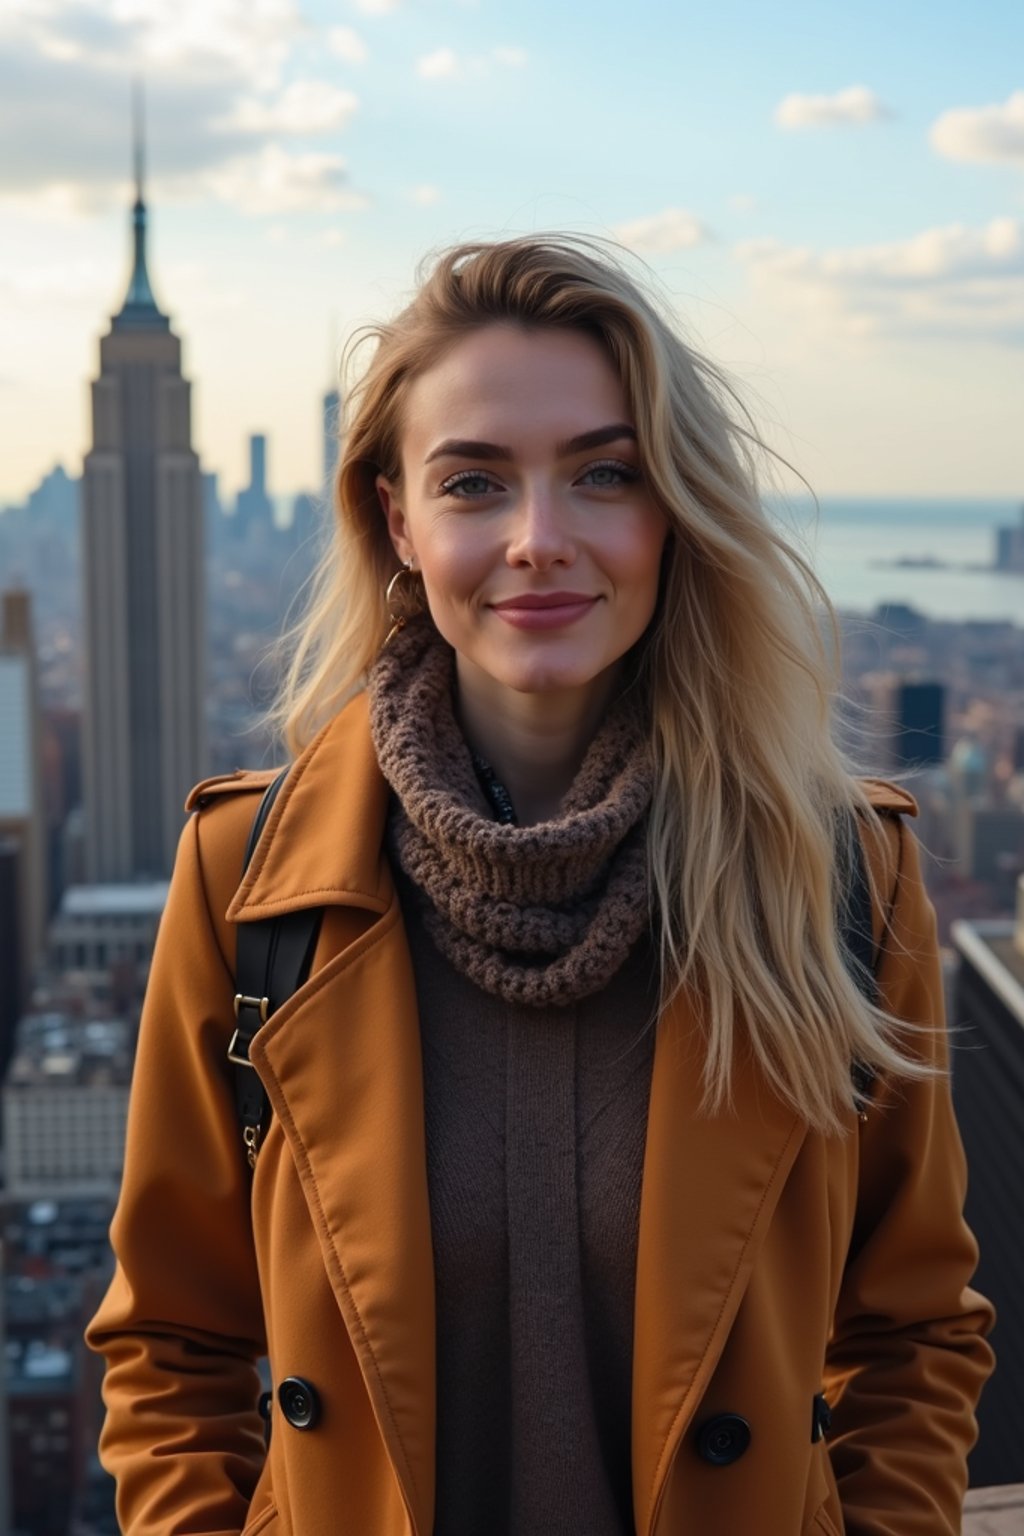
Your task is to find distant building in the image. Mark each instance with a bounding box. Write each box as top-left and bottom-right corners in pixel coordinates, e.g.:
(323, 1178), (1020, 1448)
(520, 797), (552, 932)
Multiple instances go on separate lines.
(46, 879), (167, 1009)
(323, 385), (341, 488)
(2, 1014), (133, 1201)
(202, 469), (222, 524)
(290, 488), (320, 556)
(234, 432), (275, 542)
(2, 1199), (118, 1535)
(994, 506), (1024, 574)
(202, 468), (225, 555)
(890, 679), (945, 769)
(26, 462), (78, 534)
(39, 704), (82, 910)
(0, 1235), (10, 1536)
(5, 1330), (82, 1536)
(0, 590), (47, 1007)
(871, 600), (927, 641)
(951, 884), (1024, 1487)
(0, 838), (23, 1086)
(81, 100), (205, 882)
(1013, 727), (1024, 776)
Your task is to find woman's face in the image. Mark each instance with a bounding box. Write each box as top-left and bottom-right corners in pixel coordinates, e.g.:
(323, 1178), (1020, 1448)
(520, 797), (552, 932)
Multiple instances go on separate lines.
(376, 323), (668, 710)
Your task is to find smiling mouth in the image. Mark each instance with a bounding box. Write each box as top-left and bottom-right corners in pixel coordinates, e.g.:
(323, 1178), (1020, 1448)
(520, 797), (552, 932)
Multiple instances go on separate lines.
(490, 593), (599, 629)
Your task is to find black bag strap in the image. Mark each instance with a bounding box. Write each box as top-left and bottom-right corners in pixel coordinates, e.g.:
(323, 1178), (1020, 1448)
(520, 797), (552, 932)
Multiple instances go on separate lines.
(229, 766), (323, 1168)
(837, 806), (882, 1108)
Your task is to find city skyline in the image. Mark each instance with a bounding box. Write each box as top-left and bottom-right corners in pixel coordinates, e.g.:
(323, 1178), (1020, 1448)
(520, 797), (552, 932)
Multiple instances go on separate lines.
(1, 0), (1023, 505)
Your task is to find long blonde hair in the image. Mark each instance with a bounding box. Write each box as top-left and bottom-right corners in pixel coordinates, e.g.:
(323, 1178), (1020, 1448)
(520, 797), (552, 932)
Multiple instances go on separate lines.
(272, 234), (926, 1132)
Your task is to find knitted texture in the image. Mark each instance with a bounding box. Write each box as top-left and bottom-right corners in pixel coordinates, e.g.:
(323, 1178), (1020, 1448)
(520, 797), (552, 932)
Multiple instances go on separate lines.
(367, 617), (654, 1007)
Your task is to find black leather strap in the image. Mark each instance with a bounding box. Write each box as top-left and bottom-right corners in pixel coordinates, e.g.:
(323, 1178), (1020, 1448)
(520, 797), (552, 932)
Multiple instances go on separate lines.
(836, 807), (881, 1107)
(231, 767), (323, 1167)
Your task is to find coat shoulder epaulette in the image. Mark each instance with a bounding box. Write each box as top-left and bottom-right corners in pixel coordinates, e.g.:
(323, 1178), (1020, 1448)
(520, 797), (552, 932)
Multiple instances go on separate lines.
(184, 768), (281, 814)
(857, 777), (919, 818)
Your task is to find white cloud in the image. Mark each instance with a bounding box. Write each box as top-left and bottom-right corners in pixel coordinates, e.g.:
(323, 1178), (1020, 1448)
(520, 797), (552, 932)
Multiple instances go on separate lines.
(736, 217), (1024, 342)
(352, 0), (399, 13)
(417, 46), (459, 79)
(729, 193), (759, 214)
(4, 0), (303, 89)
(930, 91), (1024, 166)
(613, 208), (711, 254)
(415, 44), (527, 81)
(0, 182), (111, 221)
(327, 25), (367, 65)
(0, 256), (106, 301)
(775, 85), (893, 129)
(220, 80), (359, 135)
(161, 259), (248, 311)
(0, 3), (373, 217)
(410, 183), (441, 205)
(201, 144), (369, 215)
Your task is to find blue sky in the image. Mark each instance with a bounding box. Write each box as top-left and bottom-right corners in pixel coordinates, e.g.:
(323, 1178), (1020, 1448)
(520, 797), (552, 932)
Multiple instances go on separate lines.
(1, 0), (1022, 503)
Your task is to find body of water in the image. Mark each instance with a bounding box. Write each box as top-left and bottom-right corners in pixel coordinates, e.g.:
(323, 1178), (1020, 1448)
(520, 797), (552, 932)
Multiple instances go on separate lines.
(774, 498), (1024, 623)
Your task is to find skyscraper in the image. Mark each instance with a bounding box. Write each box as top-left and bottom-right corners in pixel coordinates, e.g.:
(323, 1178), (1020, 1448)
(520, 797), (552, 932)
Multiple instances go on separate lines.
(0, 589), (46, 1009)
(234, 432), (274, 541)
(323, 385), (341, 489)
(890, 680), (945, 769)
(81, 92), (205, 881)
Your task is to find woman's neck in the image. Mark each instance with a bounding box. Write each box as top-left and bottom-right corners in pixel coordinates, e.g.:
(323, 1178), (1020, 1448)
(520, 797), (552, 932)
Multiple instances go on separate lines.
(455, 659), (623, 826)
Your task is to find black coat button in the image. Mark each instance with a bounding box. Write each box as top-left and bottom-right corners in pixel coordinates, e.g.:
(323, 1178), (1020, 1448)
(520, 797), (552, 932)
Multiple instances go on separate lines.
(278, 1376), (321, 1430)
(696, 1413), (751, 1466)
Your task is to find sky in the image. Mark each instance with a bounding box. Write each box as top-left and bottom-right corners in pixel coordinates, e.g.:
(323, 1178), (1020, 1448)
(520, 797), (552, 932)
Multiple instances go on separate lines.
(1, 0), (1022, 506)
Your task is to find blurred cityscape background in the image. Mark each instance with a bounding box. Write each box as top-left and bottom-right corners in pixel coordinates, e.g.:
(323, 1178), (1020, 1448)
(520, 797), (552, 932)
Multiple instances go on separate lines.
(2, 1), (1023, 1530)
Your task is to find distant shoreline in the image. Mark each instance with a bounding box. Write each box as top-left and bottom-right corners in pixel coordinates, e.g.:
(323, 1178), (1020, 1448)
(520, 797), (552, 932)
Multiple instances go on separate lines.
(869, 557), (1024, 576)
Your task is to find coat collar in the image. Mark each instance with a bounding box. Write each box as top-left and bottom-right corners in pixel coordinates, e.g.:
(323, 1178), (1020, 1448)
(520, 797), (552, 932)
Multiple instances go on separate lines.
(226, 693), (392, 924)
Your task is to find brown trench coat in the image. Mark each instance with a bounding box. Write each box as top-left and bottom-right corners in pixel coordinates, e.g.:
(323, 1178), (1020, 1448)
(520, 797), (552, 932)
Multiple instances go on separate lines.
(86, 693), (995, 1536)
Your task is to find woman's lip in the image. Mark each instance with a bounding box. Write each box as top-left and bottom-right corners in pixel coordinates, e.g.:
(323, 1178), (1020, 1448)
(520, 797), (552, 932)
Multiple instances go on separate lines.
(490, 592), (596, 610)
(490, 596), (598, 630)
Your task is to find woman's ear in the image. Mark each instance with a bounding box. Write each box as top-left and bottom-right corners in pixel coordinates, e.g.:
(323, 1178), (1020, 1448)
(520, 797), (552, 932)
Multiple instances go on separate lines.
(375, 474), (413, 564)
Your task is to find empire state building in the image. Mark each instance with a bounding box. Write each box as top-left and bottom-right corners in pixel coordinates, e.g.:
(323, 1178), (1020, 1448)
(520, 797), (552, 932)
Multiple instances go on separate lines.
(82, 110), (205, 881)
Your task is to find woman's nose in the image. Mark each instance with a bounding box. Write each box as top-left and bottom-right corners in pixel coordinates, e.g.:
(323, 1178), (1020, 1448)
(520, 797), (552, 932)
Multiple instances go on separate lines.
(505, 484), (576, 568)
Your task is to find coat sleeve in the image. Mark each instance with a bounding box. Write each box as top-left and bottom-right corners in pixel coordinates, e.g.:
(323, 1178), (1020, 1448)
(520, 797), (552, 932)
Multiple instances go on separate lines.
(84, 808), (268, 1536)
(824, 815), (996, 1535)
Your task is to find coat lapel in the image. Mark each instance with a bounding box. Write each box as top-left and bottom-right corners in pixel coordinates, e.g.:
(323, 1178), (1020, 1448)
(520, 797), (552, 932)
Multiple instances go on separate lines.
(251, 904), (436, 1536)
(226, 698), (437, 1536)
(632, 990), (807, 1536)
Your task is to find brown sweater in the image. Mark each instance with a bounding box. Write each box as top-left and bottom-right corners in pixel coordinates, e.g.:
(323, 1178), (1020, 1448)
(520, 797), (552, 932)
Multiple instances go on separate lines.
(397, 870), (658, 1536)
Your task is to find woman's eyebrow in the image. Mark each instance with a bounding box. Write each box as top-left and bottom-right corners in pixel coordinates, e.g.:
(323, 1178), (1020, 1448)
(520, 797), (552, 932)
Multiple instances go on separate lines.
(556, 423), (637, 456)
(424, 438), (512, 465)
(423, 423), (637, 466)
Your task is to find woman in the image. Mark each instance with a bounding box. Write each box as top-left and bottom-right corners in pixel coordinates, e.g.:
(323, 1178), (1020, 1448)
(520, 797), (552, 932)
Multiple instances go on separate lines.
(87, 236), (993, 1536)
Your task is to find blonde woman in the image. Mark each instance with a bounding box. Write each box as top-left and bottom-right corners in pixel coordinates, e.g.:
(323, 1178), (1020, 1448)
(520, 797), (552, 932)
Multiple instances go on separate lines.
(87, 237), (993, 1536)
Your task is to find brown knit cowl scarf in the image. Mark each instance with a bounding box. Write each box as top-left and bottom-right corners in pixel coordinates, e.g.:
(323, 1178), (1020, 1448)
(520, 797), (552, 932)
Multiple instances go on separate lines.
(367, 616), (655, 1008)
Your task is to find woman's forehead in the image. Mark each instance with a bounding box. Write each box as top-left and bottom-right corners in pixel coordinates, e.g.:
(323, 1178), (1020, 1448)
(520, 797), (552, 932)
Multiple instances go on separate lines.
(399, 325), (632, 460)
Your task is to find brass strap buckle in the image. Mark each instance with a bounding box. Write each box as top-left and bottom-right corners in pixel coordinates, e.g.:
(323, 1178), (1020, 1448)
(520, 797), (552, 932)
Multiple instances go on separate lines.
(228, 993), (269, 1068)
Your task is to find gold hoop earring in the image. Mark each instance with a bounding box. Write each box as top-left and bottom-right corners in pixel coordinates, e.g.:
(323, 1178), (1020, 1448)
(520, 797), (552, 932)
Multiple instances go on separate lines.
(383, 560), (425, 646)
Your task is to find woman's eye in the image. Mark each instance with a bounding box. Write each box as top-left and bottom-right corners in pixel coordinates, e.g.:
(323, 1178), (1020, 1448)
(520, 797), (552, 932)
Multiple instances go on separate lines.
(577, 459), (639, 488)
(439, 471), (500, 498)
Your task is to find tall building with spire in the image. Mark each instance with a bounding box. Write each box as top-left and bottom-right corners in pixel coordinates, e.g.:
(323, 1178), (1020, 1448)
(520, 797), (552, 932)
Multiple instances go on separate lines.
(323, 385), (341, 489)
(81, 89), (205, 881)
